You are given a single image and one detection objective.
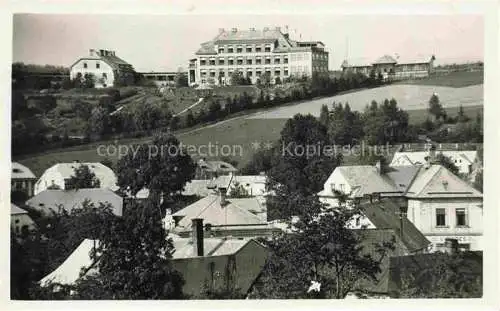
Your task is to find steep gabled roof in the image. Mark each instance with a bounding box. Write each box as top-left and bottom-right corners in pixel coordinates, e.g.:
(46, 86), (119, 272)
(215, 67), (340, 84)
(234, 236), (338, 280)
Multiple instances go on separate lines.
(11, 203), (28, 215)
(12, 162), (36, 179)
(395, 55), (435, 65)
(337, 166), (398, 197)
(384, 166), (421, 193)
(406, 165), (482, 198)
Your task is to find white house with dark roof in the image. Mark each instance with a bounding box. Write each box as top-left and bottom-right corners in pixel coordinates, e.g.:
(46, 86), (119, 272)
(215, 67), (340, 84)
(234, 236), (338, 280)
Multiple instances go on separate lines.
(391, 150), (478, 175)
(189, 27), (329, 86)
(34, 162), (117, 195)
(26, 188), (123, 216)
(11, 162), (37, 197)
(70, 49), (135, 88)
(319, 162), (483, 251)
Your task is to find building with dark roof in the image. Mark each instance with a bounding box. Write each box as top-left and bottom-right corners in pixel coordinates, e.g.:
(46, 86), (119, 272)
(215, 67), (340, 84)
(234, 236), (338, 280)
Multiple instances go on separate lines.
(11, 162), (37, 198)
(70, 49), (135, 88)
(319, 157), (483, 252)
(188, 27), (329, 86)
(341, 54), (436, 80)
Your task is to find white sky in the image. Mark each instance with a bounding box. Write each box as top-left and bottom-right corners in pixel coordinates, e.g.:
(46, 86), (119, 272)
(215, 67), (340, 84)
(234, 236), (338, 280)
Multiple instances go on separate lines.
(12, 14), (483, 72)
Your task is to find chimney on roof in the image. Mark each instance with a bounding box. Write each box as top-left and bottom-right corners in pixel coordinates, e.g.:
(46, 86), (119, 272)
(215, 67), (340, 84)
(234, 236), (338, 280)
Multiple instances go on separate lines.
(219, 186), (228, 205)
(375, 159), (387, 175)
(192, 218), (204, 256)
(99, 49), (105, 56)
(444, 238), (459, 255)
(89, 49), (96, 57)
(218, 28), (225, 34)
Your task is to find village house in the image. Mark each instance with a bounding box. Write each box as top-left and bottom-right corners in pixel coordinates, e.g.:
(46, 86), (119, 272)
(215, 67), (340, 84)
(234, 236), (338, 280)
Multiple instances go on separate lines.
(11, 203), (36, 234)
(34, 162), (117, 195)
(318, 159), (483, 252)
(391, 149), (478, 175)
(26, 188), (123, 216)
(70, 49), (135, 88)
(40, 218), (269, 298)
(11, 162), (37, 198)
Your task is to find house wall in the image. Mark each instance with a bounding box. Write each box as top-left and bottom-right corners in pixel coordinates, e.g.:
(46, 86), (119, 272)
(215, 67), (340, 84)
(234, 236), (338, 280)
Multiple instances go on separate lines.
(70, 59), (115, 88)
(171, 241), (268, 297)
(11, 178), (36, 197)
(407, 198), (483, 251)
(34, 170), (64, 195)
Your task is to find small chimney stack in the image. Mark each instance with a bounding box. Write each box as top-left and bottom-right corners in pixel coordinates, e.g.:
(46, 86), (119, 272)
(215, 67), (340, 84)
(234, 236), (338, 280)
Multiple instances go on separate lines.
(89, 49), (96, 57)
(192, 218), (204, 256)
(219, 187), (228, 205)
(444, 238), (459, 255)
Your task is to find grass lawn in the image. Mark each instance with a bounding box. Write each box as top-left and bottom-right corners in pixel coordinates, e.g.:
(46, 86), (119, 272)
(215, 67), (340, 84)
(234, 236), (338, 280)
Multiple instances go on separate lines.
(395, 70), (483, 88)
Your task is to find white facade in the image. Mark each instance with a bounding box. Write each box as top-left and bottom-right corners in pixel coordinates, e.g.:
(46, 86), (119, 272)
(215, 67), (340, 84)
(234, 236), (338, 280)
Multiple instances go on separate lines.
(34, 162), (117, 195)
(70, 58), (115, 88)
(407, 198), (483, 251)
(391, 151), (477, 175)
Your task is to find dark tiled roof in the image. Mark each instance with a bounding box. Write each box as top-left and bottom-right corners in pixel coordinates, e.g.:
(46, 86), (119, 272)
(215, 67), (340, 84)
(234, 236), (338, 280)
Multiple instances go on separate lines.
(373, 55), (397, 64)
(359, 199), (431, 253)
(384, 166), (421, 193)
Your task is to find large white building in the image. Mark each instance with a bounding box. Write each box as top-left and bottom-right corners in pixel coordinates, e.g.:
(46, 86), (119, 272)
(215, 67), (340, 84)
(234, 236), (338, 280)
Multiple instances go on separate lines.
(70, 49), (135, 88)
(318, 161), (483, 252)
(188, 27), (329, 86)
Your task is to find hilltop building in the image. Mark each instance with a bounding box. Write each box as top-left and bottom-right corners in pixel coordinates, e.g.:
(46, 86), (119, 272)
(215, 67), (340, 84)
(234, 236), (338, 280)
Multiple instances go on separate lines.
(34, 162), (117, 195)
(70, 49), (135, 88)
(341, 54), (436, 80)
(188, 27), (329, 86)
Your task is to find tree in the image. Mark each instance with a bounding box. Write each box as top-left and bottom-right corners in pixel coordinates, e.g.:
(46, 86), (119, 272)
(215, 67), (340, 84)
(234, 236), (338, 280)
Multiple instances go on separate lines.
(67, 164), (101, 190)
(82, 73), (95, 88)
(428, 94), (444, 121)
(249, 197), (391, 299)
(456, 105), (470, 123)
(87, 106), (110, 140)
(67, 200), (185, 299)
(116, 133), (196, 207)
(174, 72), (188, 87)
(266, 114), (343, 220)
(434, 152), (460, 176)
(229, 71), (245, 86)
(185, 109), (196, 127)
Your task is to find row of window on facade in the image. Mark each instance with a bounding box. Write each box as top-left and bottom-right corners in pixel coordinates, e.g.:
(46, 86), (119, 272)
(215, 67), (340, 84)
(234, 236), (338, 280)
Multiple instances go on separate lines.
(75, 72), (108, 79)
(82, 62), (101, 69)
(200, 57), (289, 66)
(435, 208), (468, 227)
(216, 44), (273, 54)
(200, 69), (290, 78)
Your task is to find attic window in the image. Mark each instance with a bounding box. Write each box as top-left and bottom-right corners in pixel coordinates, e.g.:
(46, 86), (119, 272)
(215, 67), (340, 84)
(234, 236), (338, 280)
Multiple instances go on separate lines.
(220, 164), (228, 169)
(39, 203), (45, 207)
(12, 168), (22, 173)
(442, 180), (449, 189)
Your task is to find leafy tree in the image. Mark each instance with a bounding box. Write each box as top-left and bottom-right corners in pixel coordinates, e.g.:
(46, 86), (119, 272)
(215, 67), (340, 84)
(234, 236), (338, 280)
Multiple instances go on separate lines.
(428, 94), (444, 121)
(319, 104), (330, 128)
(185, 109), (196, 127)
(87, 106), (110, 140)
(229, 71), (246, 86)
(456, 105), (470, 123)
(362, 99), (409, 145)
(250, 197), (391, 299)
(67, 164), (101, 190)
(434, 152), (460, 176)
(266, 114), (343, 220)
(67, 200), (185, 299)
(328, 102), (364, 146)
(116, 133), (196, 206)
(398, 252), (482, 298)
(82, 73), (95, 88)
